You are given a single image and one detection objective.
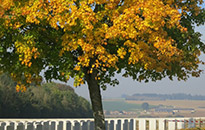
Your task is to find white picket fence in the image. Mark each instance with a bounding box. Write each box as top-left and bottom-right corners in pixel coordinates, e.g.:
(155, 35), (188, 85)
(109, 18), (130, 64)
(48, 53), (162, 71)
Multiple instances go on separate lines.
(0, 117), (205, 130)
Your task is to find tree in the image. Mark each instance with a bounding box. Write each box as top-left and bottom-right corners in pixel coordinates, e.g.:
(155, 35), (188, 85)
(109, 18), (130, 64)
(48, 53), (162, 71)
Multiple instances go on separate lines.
(0, 73), (92, 118)
(142, 102), (149, 111)
(0, 0), (204, 129)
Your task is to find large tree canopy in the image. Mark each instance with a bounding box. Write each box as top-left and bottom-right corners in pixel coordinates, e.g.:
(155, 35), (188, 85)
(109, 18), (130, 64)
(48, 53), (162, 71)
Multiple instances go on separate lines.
(1, 0), (204, 90)
(0, 0), (204, 129)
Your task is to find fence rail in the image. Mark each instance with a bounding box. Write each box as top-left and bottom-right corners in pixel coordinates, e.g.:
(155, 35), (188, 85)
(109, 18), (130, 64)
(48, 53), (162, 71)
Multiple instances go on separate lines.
(0, 117), (205, 130)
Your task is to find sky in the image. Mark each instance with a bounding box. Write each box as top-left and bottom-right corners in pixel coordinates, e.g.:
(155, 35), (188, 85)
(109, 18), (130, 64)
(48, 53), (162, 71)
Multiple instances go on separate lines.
(64, 24), (205, 100)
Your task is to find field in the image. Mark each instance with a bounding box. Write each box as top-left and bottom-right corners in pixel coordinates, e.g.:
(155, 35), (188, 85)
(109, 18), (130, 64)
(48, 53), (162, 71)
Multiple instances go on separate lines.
(126, 100), (205, 117)
(126, 100), (205, 109)
(103, 99), (205, 117)
(103, 99), (142, 111)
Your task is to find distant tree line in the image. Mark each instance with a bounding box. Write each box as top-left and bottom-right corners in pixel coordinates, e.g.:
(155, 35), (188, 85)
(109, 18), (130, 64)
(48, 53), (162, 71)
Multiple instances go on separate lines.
(123, 93), (205, 101)
(0, 74), (92, 118)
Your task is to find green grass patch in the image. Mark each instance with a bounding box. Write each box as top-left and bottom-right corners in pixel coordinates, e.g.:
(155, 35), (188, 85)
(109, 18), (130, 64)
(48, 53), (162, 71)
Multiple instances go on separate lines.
(103, 100), (142, 111)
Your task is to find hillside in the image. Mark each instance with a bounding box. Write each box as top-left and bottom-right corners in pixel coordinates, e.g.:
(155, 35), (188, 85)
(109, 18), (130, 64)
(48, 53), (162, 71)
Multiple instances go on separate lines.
(123, 93), (205, 101)
(0, 74), (92, 118)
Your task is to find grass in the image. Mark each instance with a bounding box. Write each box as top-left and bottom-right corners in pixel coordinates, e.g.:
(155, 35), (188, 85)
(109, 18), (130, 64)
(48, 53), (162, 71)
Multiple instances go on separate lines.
(103, 99), (142, 111)
(181, 128), (205, 130)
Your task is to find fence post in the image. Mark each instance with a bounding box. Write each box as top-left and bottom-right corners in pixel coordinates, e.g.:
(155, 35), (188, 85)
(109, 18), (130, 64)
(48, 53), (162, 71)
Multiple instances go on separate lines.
(168, 120), (176, 130)
(66, 121), (73, 130)
(7, 122), (14, 130)
(90, 121), (94, 130)
(17, 122), (25, 130)
(121, 119), (125, 130)
(149, 119), (157, 130)
(129, 119), (136, 130)
(0, 122), (6, 130)
(73, 121), (80, 130)
(58, 121), (63, 130)
(87, 120), (91, 130)
(116, 120), (122, 130)
(105, 120), (108, 130)
(62, 121), (67, 130)
(138, 119), (146, 130)
(177, 120), (185, 129)
(27, 122), (34, 130)
(7, 126), (14, 130)
(109, 120), (117, 130)
(50, 121), (56, 130)
(81, 121), (88, 130)
(123, 119), (129, 130)
(158, 119), (165, 130)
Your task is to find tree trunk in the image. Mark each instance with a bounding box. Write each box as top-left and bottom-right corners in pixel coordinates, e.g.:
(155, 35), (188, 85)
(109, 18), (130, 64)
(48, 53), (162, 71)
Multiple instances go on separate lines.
(86, 72), (105, 130)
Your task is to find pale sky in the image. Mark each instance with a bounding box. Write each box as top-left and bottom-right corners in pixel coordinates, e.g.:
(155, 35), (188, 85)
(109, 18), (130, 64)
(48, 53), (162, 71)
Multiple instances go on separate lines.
(65, 24), (205, 100)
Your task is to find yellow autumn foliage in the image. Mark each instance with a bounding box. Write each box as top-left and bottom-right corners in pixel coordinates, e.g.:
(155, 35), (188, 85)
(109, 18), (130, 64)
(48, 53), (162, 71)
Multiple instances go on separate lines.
(0, 0), (203, 87)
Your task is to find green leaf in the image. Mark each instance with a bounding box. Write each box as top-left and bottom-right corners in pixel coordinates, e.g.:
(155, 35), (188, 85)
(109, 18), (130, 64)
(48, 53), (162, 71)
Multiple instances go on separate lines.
(0, 47), (3, 53)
